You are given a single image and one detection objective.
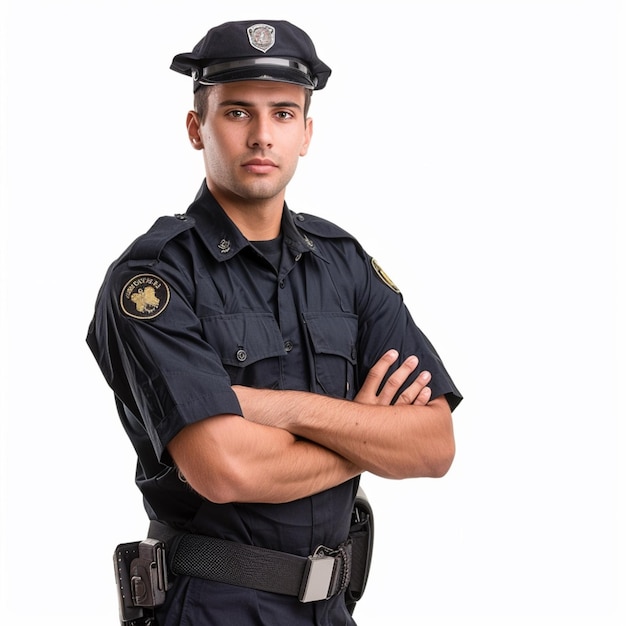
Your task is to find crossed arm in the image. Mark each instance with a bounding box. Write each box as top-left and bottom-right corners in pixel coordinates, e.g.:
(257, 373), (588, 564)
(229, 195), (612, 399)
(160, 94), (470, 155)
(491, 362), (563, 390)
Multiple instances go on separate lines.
(168, 350), (454, 504)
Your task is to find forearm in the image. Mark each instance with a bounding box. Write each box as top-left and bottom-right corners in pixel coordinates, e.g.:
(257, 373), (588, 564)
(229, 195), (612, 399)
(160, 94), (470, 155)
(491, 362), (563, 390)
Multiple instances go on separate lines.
(235, 388), (455, 479)
(168, 414), (361, 504)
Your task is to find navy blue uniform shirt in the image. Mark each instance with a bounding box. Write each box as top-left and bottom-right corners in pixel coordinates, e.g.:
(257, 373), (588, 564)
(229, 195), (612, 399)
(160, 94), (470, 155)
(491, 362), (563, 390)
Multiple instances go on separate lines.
(86, 183), (462, 625)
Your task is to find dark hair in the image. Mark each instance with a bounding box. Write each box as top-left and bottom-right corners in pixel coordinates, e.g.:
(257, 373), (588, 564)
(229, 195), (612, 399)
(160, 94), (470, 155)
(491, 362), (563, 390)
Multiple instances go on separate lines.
(193, 84), (312, 123)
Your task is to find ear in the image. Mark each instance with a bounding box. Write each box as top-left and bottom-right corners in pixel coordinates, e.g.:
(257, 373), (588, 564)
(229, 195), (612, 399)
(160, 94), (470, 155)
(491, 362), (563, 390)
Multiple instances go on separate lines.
(299, 117), (313, 157)
(186, 111), (204, 150)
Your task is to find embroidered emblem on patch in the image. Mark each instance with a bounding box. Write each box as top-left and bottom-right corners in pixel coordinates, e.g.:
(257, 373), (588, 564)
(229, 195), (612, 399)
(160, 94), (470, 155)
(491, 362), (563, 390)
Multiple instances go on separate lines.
(247, 24), (275, 53)
(371, 259), (400, 294)
(120, 274), (170, 320)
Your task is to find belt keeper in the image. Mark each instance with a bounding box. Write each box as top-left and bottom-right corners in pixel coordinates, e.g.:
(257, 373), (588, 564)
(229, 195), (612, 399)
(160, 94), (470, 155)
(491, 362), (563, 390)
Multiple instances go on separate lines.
(298, 543), (351, 603)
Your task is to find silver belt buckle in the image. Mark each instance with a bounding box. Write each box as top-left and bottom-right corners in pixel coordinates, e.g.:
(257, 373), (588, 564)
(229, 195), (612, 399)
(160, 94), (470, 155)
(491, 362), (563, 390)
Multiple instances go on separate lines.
(299, 546), (337, 603)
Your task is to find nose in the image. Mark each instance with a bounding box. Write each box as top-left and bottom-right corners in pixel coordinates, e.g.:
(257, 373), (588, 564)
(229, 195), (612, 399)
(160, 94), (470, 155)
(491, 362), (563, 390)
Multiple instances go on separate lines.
(248, 116), (273, 150)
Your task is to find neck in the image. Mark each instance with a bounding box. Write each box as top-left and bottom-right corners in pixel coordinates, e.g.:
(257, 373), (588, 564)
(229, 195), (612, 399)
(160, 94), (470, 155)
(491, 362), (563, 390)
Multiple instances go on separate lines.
(237, 213), (282, 241)
(207, 185), (284, 241)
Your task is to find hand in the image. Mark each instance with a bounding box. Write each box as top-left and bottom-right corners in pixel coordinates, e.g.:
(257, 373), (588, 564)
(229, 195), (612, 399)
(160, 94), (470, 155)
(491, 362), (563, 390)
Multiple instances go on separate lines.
(354, 350), (432, 406)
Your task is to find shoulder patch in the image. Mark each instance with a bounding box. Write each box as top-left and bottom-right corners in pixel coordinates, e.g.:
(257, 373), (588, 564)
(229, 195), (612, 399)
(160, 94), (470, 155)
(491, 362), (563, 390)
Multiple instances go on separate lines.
(120, 274), (170, 320)
(371, 258), (400, 294)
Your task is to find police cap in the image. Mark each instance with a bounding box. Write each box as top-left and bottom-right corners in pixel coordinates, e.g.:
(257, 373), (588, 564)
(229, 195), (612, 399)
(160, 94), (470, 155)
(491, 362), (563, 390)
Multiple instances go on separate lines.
(171, 20), (331, 92)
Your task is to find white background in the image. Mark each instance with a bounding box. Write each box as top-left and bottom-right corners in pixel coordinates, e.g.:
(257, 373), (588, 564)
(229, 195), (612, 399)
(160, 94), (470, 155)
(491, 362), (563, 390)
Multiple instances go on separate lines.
(1, 1), (624, 624)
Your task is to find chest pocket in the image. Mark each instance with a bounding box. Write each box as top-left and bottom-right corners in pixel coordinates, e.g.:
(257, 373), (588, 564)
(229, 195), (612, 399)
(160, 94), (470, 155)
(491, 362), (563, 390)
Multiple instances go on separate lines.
(201, 313), (285, 385)
(302, 312), (358, 399)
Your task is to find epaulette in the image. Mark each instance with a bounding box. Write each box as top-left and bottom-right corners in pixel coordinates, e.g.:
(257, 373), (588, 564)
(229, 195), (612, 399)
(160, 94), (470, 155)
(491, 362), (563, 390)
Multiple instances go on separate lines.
(128, 214), (196, 267)
(291, 212), (357, 241)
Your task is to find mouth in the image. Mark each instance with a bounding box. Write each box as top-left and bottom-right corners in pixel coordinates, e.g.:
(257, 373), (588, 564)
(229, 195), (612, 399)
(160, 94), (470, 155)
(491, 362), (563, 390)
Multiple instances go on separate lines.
(242, 158), (278, 174)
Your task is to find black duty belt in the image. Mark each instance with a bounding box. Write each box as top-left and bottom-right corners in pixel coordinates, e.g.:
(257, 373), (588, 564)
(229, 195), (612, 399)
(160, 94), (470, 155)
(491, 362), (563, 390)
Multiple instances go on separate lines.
(114, 490), (373, 624)
(148, 520), (352, 603)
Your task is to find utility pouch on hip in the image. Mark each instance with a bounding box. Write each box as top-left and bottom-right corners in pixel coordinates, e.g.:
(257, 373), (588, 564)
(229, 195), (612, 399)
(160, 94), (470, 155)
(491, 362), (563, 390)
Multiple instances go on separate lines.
(113, 539), (168, 625)
(345, 487), (375, 614)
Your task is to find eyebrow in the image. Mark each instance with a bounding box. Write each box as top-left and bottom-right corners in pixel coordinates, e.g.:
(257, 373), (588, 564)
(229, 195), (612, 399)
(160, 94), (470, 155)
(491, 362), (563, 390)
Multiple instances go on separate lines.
(218, 99), (303, 111)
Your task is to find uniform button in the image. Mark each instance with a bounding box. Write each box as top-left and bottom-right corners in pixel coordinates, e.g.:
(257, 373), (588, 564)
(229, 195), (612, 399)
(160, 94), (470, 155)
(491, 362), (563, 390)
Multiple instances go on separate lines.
(296, 214), (305, 221)
(236, 349), (247, 362)
(279, 279), (285, 288)
(295, 253), (302, 262)
(284, 340), (293, 353)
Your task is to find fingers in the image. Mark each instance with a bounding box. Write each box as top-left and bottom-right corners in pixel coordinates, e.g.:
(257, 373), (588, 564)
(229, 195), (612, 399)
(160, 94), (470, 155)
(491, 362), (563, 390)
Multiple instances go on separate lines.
(416, 385), (432, 405)
(375, 354), (419, 404)
(356, 349), (402, 403)
(355, 350), (433, 406)
(396, 371), (432, 406)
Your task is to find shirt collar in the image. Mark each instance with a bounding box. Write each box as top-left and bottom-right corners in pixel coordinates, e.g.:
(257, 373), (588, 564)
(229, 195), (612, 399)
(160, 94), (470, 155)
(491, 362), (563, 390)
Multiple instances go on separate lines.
(185, 181), (321, 261)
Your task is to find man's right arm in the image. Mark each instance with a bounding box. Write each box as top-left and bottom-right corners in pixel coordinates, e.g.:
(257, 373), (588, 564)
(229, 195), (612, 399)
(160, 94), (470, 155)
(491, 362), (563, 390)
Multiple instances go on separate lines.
(168, 414), (361, 504)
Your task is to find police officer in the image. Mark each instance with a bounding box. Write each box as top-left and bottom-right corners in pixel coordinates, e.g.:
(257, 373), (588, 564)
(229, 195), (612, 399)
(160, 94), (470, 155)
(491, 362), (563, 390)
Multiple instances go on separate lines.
(87, 19), (462, 625)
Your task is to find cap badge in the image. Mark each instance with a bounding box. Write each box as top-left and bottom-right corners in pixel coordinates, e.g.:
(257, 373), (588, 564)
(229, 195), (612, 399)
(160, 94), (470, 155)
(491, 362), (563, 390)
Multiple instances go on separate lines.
(247, 24), (275, 53)
(120, 274), (170, 320)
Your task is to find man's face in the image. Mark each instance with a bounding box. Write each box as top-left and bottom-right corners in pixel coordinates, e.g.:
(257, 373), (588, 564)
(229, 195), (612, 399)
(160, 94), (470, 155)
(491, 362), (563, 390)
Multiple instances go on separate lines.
(190, 80), (313, 207)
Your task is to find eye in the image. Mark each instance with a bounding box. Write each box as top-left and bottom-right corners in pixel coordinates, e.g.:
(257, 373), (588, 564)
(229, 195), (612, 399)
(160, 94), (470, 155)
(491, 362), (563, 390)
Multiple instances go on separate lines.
(227, 109), (249, 119)
(275, 110), (295, 120)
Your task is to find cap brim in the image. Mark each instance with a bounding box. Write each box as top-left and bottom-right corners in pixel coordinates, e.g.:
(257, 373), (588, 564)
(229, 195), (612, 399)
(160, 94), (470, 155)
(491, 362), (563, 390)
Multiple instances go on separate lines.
(171, 53), (326, 91)
(199, 66), (316, 89)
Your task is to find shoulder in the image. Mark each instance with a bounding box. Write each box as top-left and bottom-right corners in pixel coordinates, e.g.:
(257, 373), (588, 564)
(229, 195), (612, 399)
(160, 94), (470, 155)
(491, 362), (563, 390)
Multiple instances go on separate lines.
(290, 211), (403, 296)
(290, 211), (369, 267)
(93, 214), (197, 322)
(290, 211), (357, 241)
(126, 213), (196, 266)
(98, 213), (197, 298)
